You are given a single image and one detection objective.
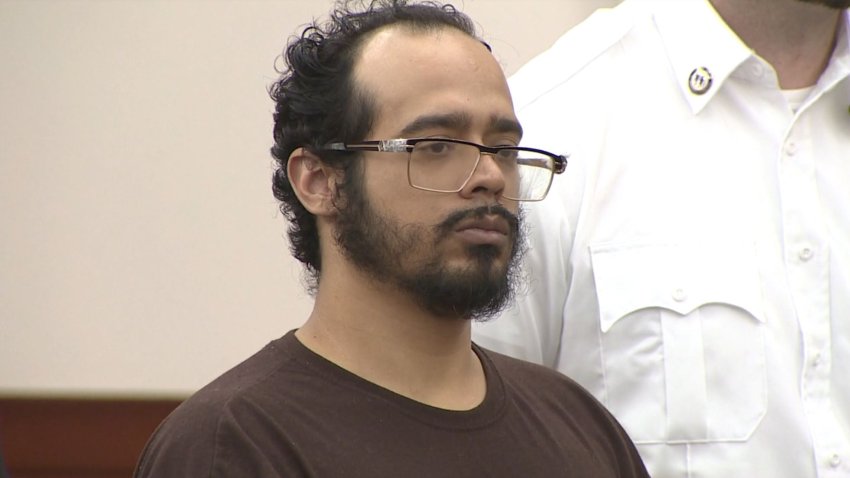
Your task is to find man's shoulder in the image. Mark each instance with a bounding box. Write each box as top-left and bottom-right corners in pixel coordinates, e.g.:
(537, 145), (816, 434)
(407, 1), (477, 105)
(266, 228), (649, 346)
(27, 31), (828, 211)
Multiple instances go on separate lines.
(184, 334), (299, 407)
(480, 345), (586, 394)
(479, 345), (649, 476)
(509, 1), (655, 109)
(481, 344), (619, 423)
(134, 335), (301, 476)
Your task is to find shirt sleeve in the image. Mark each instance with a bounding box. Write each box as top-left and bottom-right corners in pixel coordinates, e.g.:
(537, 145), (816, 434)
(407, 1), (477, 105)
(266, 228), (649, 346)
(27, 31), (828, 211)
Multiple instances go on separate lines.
(134, 399), (310, 478)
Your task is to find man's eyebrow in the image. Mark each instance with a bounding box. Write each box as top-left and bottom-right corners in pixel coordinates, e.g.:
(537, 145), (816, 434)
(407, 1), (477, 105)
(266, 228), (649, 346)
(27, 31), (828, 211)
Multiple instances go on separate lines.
(398, 113), (523, 138)
(400, 113), (471, 136)
(490, 116), (523, 138)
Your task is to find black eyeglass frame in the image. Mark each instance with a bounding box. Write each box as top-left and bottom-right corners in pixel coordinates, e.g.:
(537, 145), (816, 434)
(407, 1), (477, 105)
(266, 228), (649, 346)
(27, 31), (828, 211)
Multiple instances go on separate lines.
(323, 138), (568, 202)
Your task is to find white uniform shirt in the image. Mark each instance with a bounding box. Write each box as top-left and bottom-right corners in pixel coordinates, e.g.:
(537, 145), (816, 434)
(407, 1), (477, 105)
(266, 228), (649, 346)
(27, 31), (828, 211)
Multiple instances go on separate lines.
(474, 0), (850, 476)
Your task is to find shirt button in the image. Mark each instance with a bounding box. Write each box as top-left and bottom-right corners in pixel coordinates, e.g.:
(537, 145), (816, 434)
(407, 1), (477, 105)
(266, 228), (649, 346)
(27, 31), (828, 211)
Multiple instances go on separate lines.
(799, 247), (814, 261)
(785, 142), (798, 156)
(830, 454), (842, 468)
(672, 288), (688, 302)
(751, 63), (765, 77)
(812, 353), (822, 367)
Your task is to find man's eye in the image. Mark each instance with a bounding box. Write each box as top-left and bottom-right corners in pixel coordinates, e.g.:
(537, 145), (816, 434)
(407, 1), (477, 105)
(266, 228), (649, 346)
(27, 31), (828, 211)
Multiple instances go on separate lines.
(419, 141), (454, 155)
(495, 149), (519, 160)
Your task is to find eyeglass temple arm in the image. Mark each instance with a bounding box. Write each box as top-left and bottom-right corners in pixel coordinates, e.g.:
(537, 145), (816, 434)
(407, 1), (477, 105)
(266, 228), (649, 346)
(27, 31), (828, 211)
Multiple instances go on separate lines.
(516, 154), (568, 174)
(325, 140), (409, 153)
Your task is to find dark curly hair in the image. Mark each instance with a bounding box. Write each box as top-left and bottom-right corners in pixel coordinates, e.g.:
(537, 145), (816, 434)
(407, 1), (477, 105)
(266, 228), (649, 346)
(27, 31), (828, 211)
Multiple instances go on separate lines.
(269, 0), (486, 290)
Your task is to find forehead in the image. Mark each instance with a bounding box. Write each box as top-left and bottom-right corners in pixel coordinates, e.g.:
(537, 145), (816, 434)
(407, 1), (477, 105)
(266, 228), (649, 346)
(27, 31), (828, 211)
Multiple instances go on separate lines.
(353, 25), (516, 137)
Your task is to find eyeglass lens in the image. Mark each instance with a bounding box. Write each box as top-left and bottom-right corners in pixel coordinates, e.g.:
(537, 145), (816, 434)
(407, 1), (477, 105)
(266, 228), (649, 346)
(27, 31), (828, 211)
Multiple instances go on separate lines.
(407, 140), (554, 201)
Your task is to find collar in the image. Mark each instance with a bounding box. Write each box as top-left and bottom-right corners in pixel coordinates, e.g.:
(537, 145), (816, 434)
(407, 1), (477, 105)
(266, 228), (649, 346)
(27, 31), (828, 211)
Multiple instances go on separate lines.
(653, 1), (850, 114)
(651, 0), (755, 115)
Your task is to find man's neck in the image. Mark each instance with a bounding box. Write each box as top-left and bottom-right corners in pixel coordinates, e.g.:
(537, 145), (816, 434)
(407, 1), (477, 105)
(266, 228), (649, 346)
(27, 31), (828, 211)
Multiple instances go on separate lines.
(295, 266), (487, 411)
(710, 0), (843, 88)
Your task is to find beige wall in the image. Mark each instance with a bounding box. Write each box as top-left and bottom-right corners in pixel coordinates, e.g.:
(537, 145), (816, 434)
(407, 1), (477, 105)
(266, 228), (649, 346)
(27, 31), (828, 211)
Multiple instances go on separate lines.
(0, 0), (620, 398)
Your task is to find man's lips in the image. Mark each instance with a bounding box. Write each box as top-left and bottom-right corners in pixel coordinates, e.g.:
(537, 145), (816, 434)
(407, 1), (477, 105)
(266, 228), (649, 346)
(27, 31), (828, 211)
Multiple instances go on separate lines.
(454, 215), (511, 244)
(436, 204), (518, 245)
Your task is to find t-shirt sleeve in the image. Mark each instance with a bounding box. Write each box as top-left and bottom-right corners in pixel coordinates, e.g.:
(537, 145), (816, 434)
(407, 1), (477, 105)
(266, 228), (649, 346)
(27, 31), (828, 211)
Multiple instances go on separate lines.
(133, 401), (219, 477)
(133, 398), (309, 478)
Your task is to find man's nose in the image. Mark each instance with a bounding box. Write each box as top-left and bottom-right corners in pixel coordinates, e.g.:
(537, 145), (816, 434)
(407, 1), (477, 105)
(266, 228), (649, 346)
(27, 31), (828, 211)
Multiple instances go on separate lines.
(459, 153), (507, 200)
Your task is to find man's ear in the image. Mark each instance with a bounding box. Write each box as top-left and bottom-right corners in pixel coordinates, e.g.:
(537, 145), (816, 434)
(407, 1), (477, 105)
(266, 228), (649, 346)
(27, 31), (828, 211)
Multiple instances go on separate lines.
(287, 148), (341, 216)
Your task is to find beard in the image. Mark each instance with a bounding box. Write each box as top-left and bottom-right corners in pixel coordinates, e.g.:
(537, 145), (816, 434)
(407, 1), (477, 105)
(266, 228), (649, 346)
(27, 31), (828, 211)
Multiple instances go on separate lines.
(797, 0), (850, 8)
(333, 180), (525, 321)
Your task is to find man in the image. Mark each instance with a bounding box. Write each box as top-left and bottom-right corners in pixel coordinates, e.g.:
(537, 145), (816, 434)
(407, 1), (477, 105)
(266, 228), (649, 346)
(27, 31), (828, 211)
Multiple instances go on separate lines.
(134, 1), (649, 476)
(474, 0), (850, 476)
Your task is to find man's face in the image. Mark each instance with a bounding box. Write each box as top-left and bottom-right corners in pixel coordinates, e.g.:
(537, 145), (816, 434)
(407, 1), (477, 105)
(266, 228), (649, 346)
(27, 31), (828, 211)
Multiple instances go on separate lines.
(333, 26), (524, 320)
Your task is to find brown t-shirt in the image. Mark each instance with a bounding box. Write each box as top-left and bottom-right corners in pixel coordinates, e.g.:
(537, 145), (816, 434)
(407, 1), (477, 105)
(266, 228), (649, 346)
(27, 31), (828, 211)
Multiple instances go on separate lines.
(135, 331), (648, 477)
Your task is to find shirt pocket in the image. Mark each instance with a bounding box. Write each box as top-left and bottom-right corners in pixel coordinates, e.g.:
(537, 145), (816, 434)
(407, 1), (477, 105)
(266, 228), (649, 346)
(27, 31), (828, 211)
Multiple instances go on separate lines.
(589, 241), (767, 444)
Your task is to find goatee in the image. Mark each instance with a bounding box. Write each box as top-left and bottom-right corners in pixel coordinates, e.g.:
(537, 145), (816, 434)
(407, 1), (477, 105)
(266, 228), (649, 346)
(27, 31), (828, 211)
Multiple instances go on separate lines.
(333, 186), (526, 321)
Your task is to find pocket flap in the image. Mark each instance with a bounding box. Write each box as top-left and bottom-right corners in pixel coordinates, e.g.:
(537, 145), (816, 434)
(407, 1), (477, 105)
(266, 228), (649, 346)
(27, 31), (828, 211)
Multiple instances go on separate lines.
(590, 242), (765, 332)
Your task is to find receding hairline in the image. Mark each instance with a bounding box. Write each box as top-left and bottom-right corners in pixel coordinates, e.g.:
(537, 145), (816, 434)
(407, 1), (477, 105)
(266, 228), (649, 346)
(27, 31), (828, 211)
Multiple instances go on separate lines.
(352, 21), (490, 66)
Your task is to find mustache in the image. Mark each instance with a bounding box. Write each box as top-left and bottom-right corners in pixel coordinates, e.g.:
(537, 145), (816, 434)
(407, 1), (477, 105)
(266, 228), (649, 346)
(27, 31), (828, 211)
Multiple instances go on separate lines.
(435, 204), (520, 238)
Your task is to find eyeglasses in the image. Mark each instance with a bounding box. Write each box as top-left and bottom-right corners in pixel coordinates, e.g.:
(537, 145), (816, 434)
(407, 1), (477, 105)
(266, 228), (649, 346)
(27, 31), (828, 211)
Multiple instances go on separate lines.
(323, 138), (567, 202)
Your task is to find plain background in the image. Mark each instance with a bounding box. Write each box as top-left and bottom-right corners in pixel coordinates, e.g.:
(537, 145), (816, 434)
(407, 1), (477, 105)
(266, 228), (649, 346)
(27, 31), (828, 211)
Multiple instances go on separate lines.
(0, 0), (621, 398)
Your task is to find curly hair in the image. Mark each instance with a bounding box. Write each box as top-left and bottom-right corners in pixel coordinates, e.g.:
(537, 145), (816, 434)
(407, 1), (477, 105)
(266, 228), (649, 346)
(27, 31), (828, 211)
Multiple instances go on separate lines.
(269, 0), (485, 290)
